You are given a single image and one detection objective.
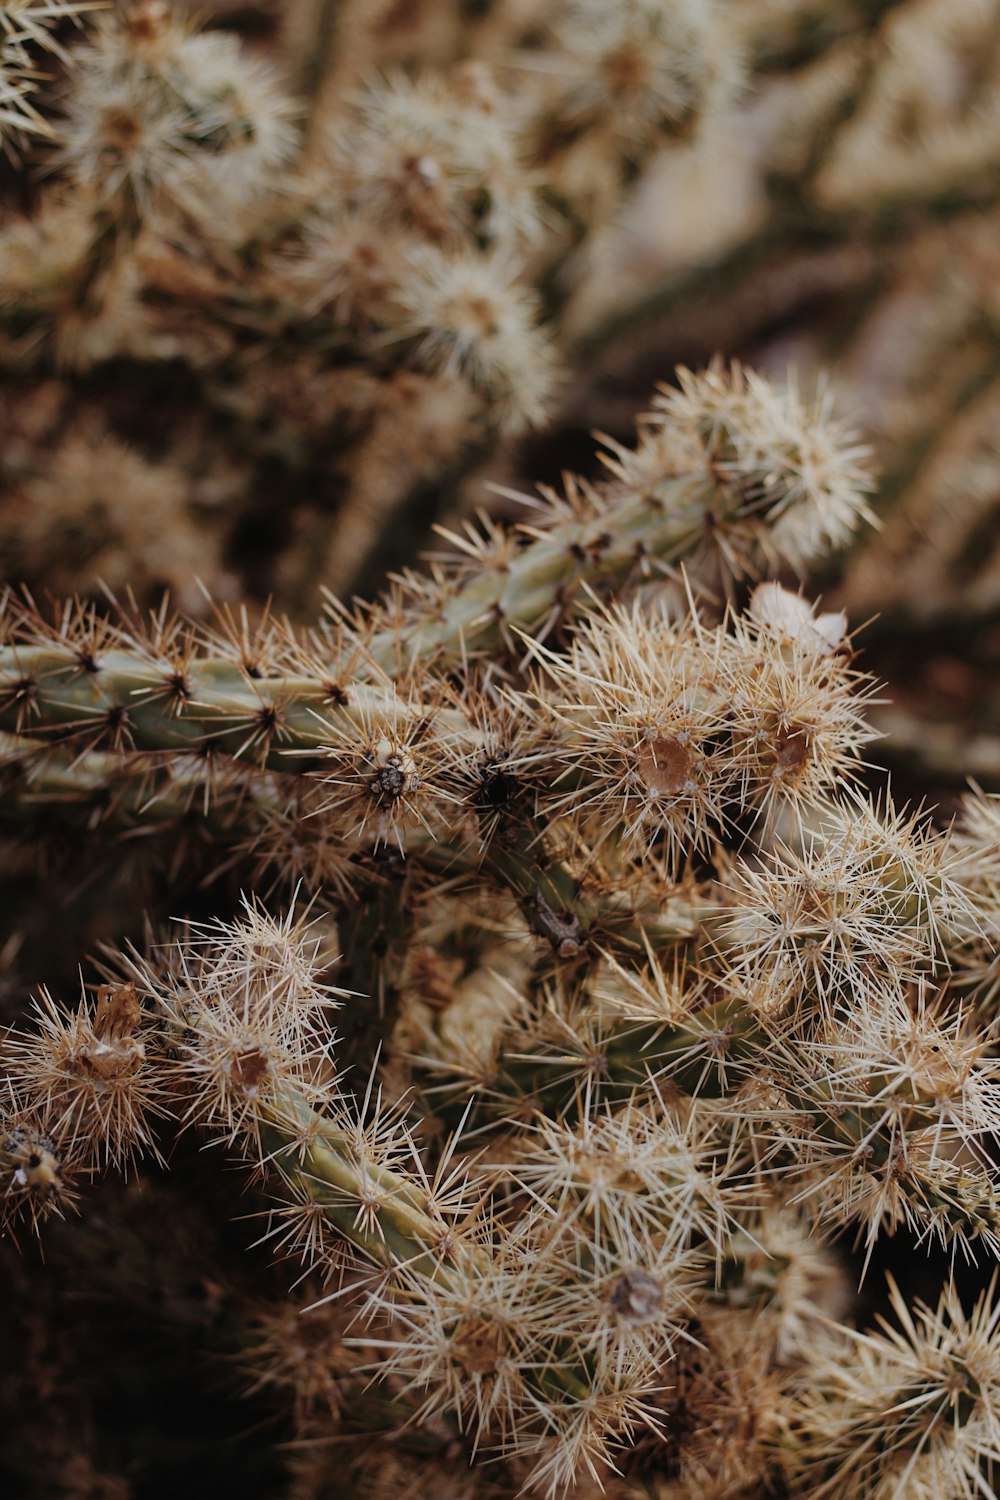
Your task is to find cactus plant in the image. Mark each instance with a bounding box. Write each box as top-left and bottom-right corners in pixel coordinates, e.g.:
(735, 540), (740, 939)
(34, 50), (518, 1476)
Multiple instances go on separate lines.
(4, 5), (1000, 1500)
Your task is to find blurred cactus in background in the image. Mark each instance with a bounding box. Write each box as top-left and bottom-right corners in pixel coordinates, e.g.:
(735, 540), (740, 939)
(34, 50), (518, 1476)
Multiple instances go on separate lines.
(3, 4), (1000, 1499)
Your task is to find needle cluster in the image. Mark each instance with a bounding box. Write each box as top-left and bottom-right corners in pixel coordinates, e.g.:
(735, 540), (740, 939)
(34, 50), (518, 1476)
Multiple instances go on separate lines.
(1, 289), (999, 1499)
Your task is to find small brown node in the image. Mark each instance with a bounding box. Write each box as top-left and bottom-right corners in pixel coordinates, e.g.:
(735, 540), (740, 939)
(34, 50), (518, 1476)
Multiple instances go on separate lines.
(772, 725), (811, 777)
(2, 675), (37, 711)
(103, 703), (131, 738)
(477, 753), (519, 813)
(126, 1), (170, 44)
(608, 1268), (664, 1326)
(455, 293), (500, 339)
(230, 1046), (271, 1095)
(255, 703), (281, 735)
(450, 1314), (505, 1376)
(162, 671), (191, 704)
(601, 42), (649, 95)
(636, 735), (692, 796)
(100, 107), (145, 151)
(370, 752), (413, 802)
(74, 648), (101, 674)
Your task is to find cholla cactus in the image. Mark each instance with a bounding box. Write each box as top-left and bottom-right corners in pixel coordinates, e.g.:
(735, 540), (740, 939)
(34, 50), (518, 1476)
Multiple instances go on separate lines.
(0, 0), (748, 609)
(3, 4), (1000, 1498)
(0, 2), (95, 148)
(3, 345), (1000, 1500)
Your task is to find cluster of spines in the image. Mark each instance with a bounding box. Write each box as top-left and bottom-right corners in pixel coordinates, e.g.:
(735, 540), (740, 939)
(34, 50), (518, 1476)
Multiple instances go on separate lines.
(1, 977), (163, 1239)
(0, 591), (871, 816)
(0, 365), (878, 895)
(0, 2), (95, 150)
(5, 757), (1000, 1490)
(0, 2), (858, 620)
(0, 2), (740, 405)
(5, 355), (1000, 1496)
(6, 841), (1000, 1494)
